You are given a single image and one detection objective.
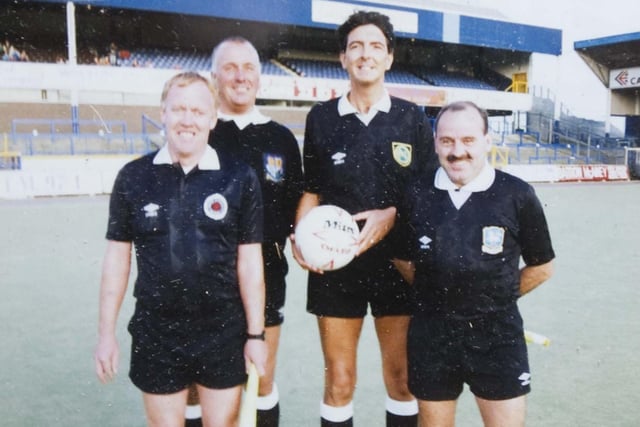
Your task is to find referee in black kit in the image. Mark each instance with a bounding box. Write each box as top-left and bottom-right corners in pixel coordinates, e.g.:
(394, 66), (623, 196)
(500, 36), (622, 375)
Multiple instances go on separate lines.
(396, 101), (555, 426)
(183, 37), (304, 427)
(291, 11), (437, 427)
(94, 72), (267, 427)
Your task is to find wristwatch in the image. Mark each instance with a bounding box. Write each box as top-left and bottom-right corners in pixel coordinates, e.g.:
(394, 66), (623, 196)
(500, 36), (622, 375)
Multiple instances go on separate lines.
(246, 330), (266, 341)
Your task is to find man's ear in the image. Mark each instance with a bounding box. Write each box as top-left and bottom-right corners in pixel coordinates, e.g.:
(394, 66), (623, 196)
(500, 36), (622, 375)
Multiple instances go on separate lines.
(484, 133), (493, 152)
(385, 52), (394, 71)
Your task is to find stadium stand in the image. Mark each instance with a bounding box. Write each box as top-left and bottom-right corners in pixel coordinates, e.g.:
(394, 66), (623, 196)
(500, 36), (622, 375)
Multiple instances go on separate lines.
(0, 0), (636, 172)
(282, 58), (347, 79)
(416, 70), (497, 90)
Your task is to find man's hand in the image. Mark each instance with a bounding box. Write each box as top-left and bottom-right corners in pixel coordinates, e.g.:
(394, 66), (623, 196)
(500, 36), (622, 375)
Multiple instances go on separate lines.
(244, 339), (268, 376)
(95, 333), (119, 383)
(289, 233), (324, 274)
(352, 206), (397, 256)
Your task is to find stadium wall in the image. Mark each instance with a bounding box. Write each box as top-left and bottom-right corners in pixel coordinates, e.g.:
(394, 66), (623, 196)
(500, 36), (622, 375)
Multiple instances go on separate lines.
(0, 158), (629, 200)
(0, 61), (532, 133)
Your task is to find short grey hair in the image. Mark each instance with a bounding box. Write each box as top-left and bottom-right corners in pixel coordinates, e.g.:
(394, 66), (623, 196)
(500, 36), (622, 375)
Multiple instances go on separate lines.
(210, 36), (261, 74)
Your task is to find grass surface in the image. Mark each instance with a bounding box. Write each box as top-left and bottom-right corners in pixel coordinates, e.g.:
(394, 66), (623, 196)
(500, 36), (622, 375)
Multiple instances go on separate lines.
(1, 182), (639, 426)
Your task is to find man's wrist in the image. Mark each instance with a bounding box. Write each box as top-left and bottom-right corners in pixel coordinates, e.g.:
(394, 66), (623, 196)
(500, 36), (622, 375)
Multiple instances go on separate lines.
(246, 330), (266, 341)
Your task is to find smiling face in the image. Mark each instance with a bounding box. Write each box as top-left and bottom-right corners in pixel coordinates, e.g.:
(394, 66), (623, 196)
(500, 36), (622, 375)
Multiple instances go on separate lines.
(161, 77), (217, 164)
(340, 24), (393, 88)
(212, 40), (261, 115)
(435, 105), (492, 187)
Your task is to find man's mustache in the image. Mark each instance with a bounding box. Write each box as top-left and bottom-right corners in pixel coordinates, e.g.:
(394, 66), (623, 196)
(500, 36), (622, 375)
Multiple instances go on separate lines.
(446, 154), (472, 162)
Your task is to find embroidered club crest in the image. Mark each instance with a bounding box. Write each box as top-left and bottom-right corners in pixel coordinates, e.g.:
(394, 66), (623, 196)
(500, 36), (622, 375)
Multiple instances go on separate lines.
(392, 142), (412, 167)
(482, 226), (505, 254)
(203, 193), (228, 221)
(264, 153), (284, 183)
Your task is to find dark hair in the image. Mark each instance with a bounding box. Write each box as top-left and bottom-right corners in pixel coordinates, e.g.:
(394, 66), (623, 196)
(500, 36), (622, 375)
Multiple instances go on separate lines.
(434, 101), (489, 135)
(337, 11), (395, 53)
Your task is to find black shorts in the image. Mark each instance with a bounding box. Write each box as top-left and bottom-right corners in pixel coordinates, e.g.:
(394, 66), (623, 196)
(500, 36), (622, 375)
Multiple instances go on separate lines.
(263, 243), (288, 327)
(306, 252), (413, 318)
(128, 304), (247, 394)
(408, 306), (530, 401)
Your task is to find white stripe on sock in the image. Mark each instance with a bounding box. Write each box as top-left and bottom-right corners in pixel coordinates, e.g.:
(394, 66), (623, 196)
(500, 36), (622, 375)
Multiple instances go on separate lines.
(256, 383), (279, 410)
(185, 404), (202, 419)
(385, 396), (418, 416)
(320, 401), (354, 422)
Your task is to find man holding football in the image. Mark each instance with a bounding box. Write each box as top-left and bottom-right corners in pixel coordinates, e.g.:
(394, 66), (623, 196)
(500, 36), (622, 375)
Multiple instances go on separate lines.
(291, 10), (437, 427)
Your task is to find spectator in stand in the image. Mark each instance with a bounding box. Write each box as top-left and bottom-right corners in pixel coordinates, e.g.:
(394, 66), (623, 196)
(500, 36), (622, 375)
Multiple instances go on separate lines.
(108, 42), (118, 66)
(3, 40), (20, 61)
(89, 47), (101, 64)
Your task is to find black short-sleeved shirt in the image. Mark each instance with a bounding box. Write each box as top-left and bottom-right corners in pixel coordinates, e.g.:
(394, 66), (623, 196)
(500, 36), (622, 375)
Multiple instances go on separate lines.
(106, 148), (263, 318)
(406, 169), (555, 318)
(303, 96), (437, 260)
(209, 118), (303, 245)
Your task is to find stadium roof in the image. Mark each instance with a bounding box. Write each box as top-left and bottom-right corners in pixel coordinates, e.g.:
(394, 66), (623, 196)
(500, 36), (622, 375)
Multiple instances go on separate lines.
(34, 0), (562, 55)
(574, 32), (640, 87)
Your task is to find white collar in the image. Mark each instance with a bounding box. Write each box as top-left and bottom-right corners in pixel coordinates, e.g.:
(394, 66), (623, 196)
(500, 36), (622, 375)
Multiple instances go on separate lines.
(435, 162), (495, 210)
(337, 90), (391, 125)
(153, 143), (221, 171)
(217, 107), (270, 130)
(434, 161), (495, 192)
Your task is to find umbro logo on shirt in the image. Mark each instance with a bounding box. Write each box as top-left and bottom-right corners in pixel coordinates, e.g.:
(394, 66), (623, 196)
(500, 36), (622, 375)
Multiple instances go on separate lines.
(332, 152), (346, 165)
(143, 203), (160, 218)
(419, 235), (432, 250)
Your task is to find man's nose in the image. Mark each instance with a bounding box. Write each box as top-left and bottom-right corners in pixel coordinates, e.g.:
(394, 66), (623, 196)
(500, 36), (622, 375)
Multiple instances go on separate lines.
(451, 140), (467, 156)
(181, 110), (196, 124)
(235, 68), (246, 81)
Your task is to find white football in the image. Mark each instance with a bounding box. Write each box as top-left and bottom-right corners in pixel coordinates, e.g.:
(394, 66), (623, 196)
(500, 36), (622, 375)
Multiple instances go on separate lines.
(294, 205), (360, 271)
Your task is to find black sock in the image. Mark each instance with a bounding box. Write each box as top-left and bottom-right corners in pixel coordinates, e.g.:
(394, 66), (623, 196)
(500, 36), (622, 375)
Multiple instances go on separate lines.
(184, 417), (202, 427)
(321, 418), (353, 427)
(386, 411), (418, 427)
(257, 403), (280, 427)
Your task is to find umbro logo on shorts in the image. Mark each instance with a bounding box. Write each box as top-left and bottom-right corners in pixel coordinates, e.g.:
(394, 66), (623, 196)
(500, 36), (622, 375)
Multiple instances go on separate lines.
(518, 372), (531, 386)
